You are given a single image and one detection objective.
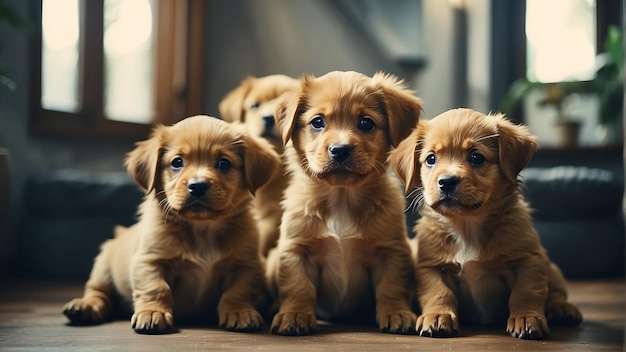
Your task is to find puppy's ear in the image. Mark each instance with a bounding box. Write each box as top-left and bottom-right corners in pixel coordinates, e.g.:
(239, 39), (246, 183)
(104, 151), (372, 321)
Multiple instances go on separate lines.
(274, 86), (304, 146)
(219, 77), (255, 122)
(389, 122), (425, 192)
(242, 134), (282, 195)
(496, 114), (538, 184)
(125, 126), (166, 193)
(372, 71), (423, 147)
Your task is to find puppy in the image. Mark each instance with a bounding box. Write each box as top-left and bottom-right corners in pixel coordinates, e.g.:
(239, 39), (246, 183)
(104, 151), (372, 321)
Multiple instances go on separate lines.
(63, 115), (280, 334)
(389, 108), (582, 339)
(266, 71), (423, 335)
(220, 74), (300, 256)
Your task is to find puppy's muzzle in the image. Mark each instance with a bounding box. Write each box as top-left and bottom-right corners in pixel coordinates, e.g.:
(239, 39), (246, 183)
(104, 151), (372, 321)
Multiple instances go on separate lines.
(188, 179), (209, 198)
(438, 175), (460, 195)
(328, 144), (352, 163)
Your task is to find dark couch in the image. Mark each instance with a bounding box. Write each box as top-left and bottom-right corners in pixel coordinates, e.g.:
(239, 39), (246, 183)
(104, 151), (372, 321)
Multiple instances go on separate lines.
(18, 166), (625, 279)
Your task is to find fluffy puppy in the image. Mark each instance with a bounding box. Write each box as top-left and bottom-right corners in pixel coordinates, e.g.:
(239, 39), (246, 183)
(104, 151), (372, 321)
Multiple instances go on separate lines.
(220, 74), (300, 256)
(389, 108), (582, 339)
(63, 115), (280, 334)
(266, 71), (423, 335)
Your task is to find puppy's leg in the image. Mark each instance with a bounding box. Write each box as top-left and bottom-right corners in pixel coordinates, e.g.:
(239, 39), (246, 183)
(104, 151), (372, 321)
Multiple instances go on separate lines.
(544, 262), (583, 326)
(270, 245), (318, 336)
(63, 241), (114, 325)
(129, 257), (175, 334)
(218, 263), (265, 332)
(372, 245), (416, 334)
(506, 256), (550, 339)
(415, 267), (460, 337)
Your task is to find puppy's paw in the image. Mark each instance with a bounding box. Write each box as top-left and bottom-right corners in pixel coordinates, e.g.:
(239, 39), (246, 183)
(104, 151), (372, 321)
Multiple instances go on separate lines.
(270, 311), (317, 336)
(546, 302), (583, 326)
(416, 313), (459, 337)
(63, 297), (109, 325)
(506, 314), (550, 339)
(131, 310), (175, 334)
(378, 310), (417, 334)
(219, 308), (264, 332)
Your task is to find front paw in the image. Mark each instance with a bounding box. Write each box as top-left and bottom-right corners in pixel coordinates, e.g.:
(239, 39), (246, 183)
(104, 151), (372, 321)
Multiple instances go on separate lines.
(546, 302), (583, 326)
(416, 312), (459, 337)
(219, 308), (264, 332)
(506, 314), (550, 339)
(63, 297), (109, 325)
(270, 311), (317, 336)
(378, 310), (416, 334)
(131, 310), (175, 334)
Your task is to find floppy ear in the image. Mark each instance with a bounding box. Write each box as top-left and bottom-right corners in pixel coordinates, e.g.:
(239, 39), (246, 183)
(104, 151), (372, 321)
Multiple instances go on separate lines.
(496, 114), (538, 184)
(274, 83), (305, 146)
(219, 77), (255, 122)
(389, 121), (425, 192)
(125, 126), (166, 193)
(372, 71), (423, 147)
(242, 134), (282, 195)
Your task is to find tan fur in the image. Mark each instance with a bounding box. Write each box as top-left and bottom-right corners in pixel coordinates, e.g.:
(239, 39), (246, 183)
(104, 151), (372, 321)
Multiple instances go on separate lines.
(389, 108), (582, 339)
(63, 115), (281, 334)
(219, 74), (300, 257)
(266, 71), (423, 336)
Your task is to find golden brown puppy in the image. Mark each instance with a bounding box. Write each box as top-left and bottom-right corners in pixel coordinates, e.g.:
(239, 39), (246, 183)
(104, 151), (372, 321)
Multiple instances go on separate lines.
(63, 115), (280, 334)
(266, 71), (423, 335)
(389, 108), (582, 339)
(219, 74), (300, 256)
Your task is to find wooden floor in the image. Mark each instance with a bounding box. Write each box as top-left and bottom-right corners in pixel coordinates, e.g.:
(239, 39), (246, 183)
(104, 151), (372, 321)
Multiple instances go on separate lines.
(0, 279), (624, 351)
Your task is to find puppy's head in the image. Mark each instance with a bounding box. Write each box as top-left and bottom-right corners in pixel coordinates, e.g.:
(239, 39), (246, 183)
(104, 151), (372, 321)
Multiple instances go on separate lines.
(219, 74), (299, 150)
(125, 115), (280, 221)
(275, 71), (422, 187)
(389, 108), (537, 216)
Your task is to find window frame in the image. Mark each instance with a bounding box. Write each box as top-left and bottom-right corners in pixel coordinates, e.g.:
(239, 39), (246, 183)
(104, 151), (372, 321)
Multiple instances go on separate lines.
(29, 0), (205, 140)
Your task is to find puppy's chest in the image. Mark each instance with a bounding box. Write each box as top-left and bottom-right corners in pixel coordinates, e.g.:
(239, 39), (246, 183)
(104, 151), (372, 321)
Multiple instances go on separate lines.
(316, 238), (371, 314)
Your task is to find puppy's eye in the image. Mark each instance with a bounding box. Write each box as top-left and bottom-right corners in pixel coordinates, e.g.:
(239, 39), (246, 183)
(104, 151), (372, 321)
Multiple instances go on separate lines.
(469, 152), (486, 166)
(250, 102), (260, 110)
(171, 157), (184, 171)
(310, 115), (326, 131)
(357, 117), (375, 132)
(425, 153), (437, 167)
(216, 158), (232, 173)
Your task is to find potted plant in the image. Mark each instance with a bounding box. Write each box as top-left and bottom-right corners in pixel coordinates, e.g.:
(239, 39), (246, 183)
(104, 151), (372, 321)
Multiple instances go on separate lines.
(500, 25), (623, 147)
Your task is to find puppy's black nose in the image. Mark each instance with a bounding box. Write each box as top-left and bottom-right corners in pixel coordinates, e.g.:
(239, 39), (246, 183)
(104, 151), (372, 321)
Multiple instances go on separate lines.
(329, 144), (352, 163)
(438, 175), (460, 194)
(262, 115), (275, 129)
(188, 180), (209, 198)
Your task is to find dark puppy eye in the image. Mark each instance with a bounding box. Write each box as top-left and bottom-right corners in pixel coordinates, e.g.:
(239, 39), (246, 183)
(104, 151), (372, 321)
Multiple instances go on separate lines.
(171, 157), (184, 171)
(250, 102), (260, 110)
(469, 152), (486, 166)
(357, 117), (375, 132)
(216, 158), (232, 173)
(425, 153), (437, 167)
(310, 115), (326, 131)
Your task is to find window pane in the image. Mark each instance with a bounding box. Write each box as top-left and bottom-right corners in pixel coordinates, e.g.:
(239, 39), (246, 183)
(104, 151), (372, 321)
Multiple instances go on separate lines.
(526, 0), (596, 83)
(41, 0), (80, 112)
(103, 0), (155, 123)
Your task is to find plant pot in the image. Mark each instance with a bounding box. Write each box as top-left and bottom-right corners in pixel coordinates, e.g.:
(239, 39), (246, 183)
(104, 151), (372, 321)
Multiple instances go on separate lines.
(555, 120), (581, 148)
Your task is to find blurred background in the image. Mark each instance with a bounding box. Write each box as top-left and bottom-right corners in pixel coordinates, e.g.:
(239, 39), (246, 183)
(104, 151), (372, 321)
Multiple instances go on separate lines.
(0, 0), (623, 279)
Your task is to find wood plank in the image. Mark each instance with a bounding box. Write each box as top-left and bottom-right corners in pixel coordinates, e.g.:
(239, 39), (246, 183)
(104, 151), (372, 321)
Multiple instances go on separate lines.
(0, 279), (623, 351)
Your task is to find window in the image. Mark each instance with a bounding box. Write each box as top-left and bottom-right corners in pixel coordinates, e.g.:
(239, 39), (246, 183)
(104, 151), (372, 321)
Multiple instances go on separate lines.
(526, 0), (596, 83)
(30, 0), (205, 139)
(521, 0), (622, 147)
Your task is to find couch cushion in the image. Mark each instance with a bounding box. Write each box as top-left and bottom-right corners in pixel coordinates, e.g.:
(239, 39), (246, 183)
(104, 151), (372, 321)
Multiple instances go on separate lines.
(521, 166), (623, 220)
